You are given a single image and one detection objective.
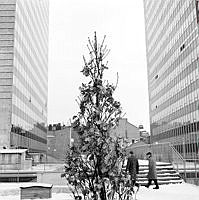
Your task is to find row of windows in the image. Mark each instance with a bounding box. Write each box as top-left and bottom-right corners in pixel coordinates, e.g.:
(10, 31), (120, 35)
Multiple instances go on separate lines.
(0, 71), (12, 78)
(0, 77), (12, 85)
(149, 18), (196, 80)
(150, 52), (199, 126)
(152, 100), (199, 131)
(149, 18), (197, 78)
(13, 86), (46, 124)
(11, 125), (47, 144)
(147, 0), (180, 49)
(144, 0), (152, 11)
(152, 80), (198, 119)
(12, 73), (46, 127)
(145, 0), (164, 27)
(14, 16), (48, 88)
(152, 111), (199, 136)
(148, 2), (196, 74)
(17, 0), (48, 66)
(0, 44), (13, 52)
(14, 38), (47, 95)
(0, 16), (15, 23)
(0, 51), (13, 58)
(12, 71), (47, 129)
(150, 37), (199, 100)
(0, 5), (15, 11)
(14, 44), (47, 102)
(151, 61), (198, 109)
(0, 91), (11, 99)
(0, 10), (15, 16)
(152, 121), (199, 141)
(12, 103), (46, 136)
(152, 64), (198, 119)
(25, 0), (49, 48)
(148, 0), (192, 55)
(12, 112), (47, 139)
(0, 85), (11, 92)
(0, 58), (12, 65)
(11, 0), (48, 153)
(149, 25), (197, 93)
(149, 0), (193, 56)
(146, 0), (165, 34)
(10, 134), (47, 153)
(13, 67), (46, 113)
(15, 10), (47, 84)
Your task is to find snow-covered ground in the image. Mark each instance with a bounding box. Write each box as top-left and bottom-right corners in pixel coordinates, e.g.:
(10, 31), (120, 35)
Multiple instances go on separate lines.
(0, 182), (199, 200)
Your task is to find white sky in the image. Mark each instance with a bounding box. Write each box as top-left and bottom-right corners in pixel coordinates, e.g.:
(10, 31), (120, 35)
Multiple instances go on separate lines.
(48, 0), (150, 131)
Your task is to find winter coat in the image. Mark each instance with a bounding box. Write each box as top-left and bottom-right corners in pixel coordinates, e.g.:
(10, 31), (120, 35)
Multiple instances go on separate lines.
(125, 155), (139, 179)
(147, 157), (157, 179)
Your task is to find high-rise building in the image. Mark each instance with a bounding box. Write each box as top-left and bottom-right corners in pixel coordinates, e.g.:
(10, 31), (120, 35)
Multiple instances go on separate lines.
(0, 0), (49, 153)
(143, 0), (199, 157)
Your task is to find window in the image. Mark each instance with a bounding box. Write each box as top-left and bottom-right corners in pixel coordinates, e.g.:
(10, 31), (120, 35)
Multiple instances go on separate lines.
(180, 44), (185, 51)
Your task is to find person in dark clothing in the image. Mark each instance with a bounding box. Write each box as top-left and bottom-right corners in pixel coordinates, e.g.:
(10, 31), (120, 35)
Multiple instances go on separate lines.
(125, 151), (140, 191)
(145, 152), (159, 189)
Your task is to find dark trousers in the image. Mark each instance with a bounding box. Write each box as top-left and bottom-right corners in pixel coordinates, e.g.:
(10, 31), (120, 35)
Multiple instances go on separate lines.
(131, 177), (139, 188)
(147, 179), (159, 187)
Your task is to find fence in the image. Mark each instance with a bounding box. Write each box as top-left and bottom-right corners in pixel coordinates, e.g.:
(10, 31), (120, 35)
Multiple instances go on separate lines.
(126, 142), (173, 162)
(0, 161), (65, 183)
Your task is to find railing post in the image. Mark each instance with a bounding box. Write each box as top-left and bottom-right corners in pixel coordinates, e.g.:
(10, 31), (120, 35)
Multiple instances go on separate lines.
(194, 159), (197, 179)
(183, 160), (186, 182)
(176, 162), (179, 172)
(17, 162), (20, 183)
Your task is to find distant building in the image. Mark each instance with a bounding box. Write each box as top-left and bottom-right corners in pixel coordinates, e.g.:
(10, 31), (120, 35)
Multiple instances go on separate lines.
(47, 124), (71, 161)
(138, 125), (150, 143)
(111, 118), (140, 145)
(0, 0), (49, 154)
(47, 119), (142, 160)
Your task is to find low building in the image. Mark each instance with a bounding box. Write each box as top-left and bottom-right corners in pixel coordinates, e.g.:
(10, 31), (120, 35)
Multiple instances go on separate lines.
(111, 118), (140, 146)
(47, 124), (71, 161)
(47, 119), (144, 160)
(0, 149), (32, 170)
(139, 125), (150, 144)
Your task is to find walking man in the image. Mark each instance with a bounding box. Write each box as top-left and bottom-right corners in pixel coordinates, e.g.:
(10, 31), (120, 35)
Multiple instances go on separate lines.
(145, 152), (159, 189)
(125, 151), (140, 191)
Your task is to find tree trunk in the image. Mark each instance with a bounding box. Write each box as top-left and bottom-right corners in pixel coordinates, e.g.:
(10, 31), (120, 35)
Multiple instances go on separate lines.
(100, 182), (107, 200)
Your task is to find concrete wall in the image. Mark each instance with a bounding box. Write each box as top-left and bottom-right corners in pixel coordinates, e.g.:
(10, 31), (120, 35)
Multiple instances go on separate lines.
(0, 1), (15, 149)
(47, 127), (70, 161)
(0, 151), (32, 170)
(37, 172), (68, 185)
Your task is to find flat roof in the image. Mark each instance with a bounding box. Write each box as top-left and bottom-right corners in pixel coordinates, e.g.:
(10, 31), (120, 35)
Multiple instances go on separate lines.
(0, 149), (28, 154)
(20, 183), (53, 188)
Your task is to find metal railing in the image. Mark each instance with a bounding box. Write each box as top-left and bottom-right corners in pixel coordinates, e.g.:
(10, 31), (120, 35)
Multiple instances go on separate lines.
(127, 142), (173, 162)
(127, 142), (199, 184)
(0, 161), (65, 183)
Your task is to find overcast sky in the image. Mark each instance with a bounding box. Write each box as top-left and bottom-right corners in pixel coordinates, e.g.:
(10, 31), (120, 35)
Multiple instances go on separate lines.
(48, 0), (150, 131)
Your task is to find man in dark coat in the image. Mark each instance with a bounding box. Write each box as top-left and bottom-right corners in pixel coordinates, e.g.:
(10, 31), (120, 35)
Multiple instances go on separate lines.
(145, 152), (159, 189)
(125, 151), (140, 190)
